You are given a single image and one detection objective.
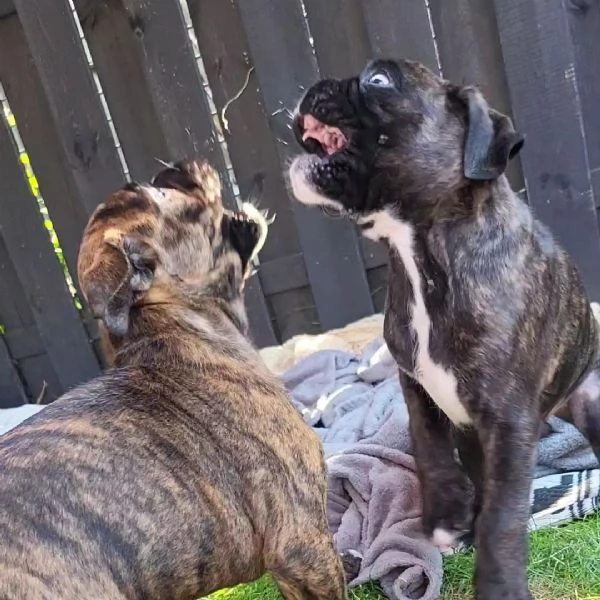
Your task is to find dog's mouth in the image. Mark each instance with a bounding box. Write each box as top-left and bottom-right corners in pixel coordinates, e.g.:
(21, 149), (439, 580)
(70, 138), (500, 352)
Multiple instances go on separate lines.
(299, 114), (349, 158)
(294, 114), (350, 219)
(225, 203), (270, 276)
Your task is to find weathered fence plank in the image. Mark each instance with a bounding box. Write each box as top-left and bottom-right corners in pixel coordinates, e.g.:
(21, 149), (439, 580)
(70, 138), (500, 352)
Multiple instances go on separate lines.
(74, 0), (171, 182)
(565, 0), (600, 206)
(494, 0), (600, 301)
(428, 0), (524, 190)
(189, 0), (301, 264)
(0, 14), (104, 362)
(304, 0), (371, 78)
(118, 0), (225, 171)
(0, 14), (88, 282)
(13, 0), (125, 215)
(0, 236), (62, 403)
(236, 0), (375, 331)
(360, 0), (438, 71)
(0, 337), (27, 408)
(0, 113), (100, 395)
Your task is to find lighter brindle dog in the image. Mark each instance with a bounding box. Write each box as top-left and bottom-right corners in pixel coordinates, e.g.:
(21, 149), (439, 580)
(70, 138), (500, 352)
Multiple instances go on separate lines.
(0, 159), (347, 600)
(288, 59), (600, 599)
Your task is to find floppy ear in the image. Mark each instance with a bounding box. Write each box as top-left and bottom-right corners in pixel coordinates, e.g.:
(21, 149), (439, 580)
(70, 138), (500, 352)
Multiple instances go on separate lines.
(460, 87), (524, 181)
(79, 231), (157, 338)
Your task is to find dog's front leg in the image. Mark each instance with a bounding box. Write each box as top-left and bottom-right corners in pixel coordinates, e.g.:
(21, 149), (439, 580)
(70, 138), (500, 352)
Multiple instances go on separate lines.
(474, 413), (538, 600)
(401, 374), (474, 550)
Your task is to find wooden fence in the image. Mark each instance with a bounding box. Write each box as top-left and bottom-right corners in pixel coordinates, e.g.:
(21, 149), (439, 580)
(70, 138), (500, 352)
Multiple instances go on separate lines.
(1, 0), (600, 406)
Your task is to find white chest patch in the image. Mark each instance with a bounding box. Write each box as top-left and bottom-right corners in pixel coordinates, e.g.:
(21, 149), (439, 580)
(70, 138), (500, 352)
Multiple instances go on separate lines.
(360, 210), (472, 426)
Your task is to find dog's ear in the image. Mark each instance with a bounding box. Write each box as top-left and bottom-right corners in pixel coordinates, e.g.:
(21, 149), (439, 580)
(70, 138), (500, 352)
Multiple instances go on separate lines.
(151, 159), (221, 204)
(459, 87), (524, 181)
(79, 231), (157, 338)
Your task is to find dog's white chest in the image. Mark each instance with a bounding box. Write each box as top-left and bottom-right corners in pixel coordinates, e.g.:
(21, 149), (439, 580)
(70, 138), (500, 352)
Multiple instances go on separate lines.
(361, 210), (472, 426)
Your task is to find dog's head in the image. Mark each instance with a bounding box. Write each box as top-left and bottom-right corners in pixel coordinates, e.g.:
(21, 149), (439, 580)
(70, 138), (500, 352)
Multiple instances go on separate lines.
(289, 58), (524, 223)
(77, 159), (268, 340)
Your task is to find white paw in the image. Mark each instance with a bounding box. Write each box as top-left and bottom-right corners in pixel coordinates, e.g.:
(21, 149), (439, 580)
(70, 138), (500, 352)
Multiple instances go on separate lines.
(432, 528), (457, 553)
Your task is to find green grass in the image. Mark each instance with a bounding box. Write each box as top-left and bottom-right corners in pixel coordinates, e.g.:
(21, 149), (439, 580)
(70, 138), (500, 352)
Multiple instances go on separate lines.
(204, 513), (600, 600)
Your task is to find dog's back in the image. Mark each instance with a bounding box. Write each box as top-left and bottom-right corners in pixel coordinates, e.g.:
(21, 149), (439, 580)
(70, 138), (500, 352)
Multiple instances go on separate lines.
(0, 350), (321, 599)
(0, 160), (346, 600)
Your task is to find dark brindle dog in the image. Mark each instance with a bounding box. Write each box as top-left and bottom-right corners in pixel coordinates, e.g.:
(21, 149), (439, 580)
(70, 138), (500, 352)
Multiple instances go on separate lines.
(0, 159), (346, 600)
(288, 59), (600, 599)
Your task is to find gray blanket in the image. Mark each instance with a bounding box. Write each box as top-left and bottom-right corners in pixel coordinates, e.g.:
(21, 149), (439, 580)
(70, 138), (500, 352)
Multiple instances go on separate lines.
(282, 338), (600, 600)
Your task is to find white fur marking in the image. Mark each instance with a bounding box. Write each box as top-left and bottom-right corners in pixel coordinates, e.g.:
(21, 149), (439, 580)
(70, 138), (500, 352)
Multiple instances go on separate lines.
(432, 528), (457, 552)
(288, 156), (345, 212)
(363, 209), (472, 426)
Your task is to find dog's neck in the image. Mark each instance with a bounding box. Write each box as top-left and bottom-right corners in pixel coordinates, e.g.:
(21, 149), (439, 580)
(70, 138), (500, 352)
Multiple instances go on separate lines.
(361, 175), (528, 237)
(359, 176), (533, 285)
(102, 283), (261, 370)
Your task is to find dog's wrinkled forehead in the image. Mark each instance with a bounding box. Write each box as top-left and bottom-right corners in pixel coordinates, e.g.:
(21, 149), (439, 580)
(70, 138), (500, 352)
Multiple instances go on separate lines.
(297, 59), (443, 115)
(297, 77), (361, 124)
(84, 163), (224, 266)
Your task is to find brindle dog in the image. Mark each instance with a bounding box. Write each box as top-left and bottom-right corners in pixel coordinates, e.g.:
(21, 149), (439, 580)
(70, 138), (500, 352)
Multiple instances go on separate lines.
(0, 159), (346, 600)
(288, 59), (600, 599)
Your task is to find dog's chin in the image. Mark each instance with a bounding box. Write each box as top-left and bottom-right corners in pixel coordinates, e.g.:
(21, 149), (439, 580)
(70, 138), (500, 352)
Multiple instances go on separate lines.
(289, 154), (347, 218)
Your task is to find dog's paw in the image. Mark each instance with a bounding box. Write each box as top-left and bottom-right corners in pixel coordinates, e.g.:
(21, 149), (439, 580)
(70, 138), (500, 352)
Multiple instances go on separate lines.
(432, 528), (460, 553)
(339, 549), (362, 582)
(422, 498), (474, 549)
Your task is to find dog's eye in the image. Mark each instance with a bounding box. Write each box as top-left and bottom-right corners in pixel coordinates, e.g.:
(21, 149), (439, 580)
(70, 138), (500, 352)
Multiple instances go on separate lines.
(368, 72), (392, 87)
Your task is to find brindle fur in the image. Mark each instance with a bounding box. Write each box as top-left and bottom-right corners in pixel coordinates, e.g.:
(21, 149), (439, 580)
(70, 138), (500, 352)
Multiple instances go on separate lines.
(0, 159), (346, 600)
(289, 59), (600, 599)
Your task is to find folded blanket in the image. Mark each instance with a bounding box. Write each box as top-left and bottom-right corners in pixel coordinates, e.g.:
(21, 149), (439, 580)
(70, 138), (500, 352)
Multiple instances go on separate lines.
(282, 338), (600, 600)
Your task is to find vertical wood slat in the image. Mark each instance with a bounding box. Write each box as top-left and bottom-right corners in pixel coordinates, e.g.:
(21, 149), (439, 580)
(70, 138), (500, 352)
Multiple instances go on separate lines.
(109, 0), (276, 348)
(303, 0), (371, 78)
(0, 14), (88, 286)
(74, 0), (171, 183)
(494, 0), (600, 301)
(118, 0), (227, 179)
(428, 0), (524, 190)
(0, 236), (62, 402)
(0, 337), (27, 408)
(302, 0), (389, 273)
(236, 0), (375, 331)
(360, 0), (439, 71)
(565, 0), (600, 182)
(13, 0), (125, 215)
(0, 113), (100, 393)
(0, 12), (104, 362)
